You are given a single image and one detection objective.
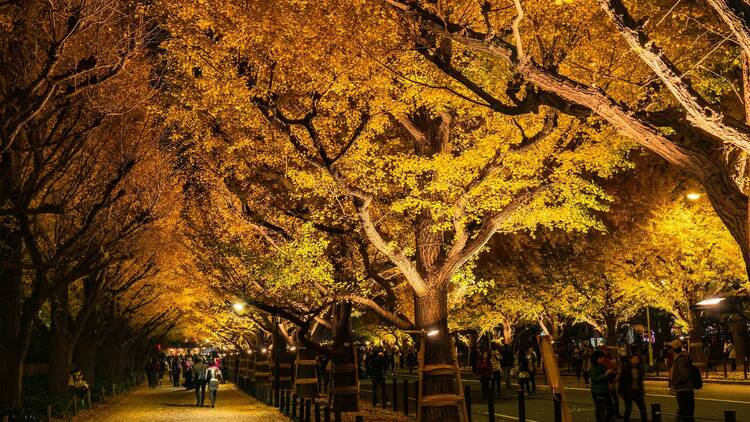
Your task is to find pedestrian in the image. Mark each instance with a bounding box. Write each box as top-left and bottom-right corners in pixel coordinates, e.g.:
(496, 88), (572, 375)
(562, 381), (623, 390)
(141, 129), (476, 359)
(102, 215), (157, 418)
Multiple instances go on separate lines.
(516, 352), (532, 396)
(603, 348), (622, 419)
(590, 350), (616, 422)
(183, 357), (193, 389)
(728, 342), (737, 371)
(171, 357), (181, 387)
(491, 344), (502, 396)
(618, 347), (647, 422)
(192, 355), (208, 406)
(477, 351), (492, 399)
(470, 345), (479, 375)
(501, 344), (514, 390)
(670, 339), (695, 422)
(145, 358), (159, 389)
(526, 347), (538, 394)
(407, 348), (416, 374)
(206, 359), (223, 408)
(574, 346), (583, 381)
(368, 350), (389, 406)
(393, 349), (401, 375)
(582, 345), (591, 386)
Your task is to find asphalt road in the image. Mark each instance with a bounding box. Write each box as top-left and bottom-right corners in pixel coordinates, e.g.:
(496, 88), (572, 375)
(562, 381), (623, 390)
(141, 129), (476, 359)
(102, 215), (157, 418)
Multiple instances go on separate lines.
(359, 372), (750, 421)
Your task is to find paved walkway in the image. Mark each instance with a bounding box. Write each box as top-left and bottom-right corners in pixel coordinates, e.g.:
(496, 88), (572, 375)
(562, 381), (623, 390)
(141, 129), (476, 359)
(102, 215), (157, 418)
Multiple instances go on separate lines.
(80, 382), (287, 422)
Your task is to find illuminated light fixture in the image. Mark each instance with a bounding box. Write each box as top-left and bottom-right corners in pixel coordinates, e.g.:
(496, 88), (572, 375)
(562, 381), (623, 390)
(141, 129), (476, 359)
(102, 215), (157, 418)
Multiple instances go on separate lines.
(261, 348), (267, 353)
(289, 346), (297, 351)
(679, 335), (685, 340)
(427, 329), (440, 337)
(686, 192), (701, 201)
(696, 297), (726, 306)
(232, 302), (245, 312)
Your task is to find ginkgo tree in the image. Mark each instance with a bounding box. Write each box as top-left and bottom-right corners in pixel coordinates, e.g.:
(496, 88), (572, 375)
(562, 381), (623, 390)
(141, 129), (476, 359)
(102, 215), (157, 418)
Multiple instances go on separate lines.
(160, 1), (632, 419)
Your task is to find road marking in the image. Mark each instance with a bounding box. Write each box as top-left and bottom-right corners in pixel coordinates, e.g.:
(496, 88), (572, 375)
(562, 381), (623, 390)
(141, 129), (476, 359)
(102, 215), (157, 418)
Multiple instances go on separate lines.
(479, 411), (540, 422)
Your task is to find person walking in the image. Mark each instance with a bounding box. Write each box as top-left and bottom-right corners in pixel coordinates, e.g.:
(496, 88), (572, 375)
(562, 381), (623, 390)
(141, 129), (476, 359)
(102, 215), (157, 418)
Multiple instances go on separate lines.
(192, 356), (208, 406)
(491, 344), (502, 396)
(670, 339), (695, 422)
(206, 359), (223, 408)
(501, 344), (514, 390)
(477, 351), (493, 399)
(368, 350), (389, 406)
(171, 357), (181, 387)
(516, 352), (533, 396)
(582, 345), (591, 386)
(618, 348), (647, 422)
(526, 347), (538, 394)
(590, 350), (616, 422)
(183, 357), (193, 390)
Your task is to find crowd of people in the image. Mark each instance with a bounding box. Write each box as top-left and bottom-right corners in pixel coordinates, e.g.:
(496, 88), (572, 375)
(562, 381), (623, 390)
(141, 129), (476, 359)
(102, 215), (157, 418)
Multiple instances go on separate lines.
(472, 343), (539, 399)
(144, 353), (224, 408)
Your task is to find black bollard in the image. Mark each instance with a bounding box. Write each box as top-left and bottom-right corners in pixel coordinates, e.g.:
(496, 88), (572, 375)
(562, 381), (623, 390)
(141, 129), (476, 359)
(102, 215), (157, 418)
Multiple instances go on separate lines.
(355, 416), (363, 422)
(487, 389), (495, 422)
(286, 390), (292, 415)
(280, 390), (285, 410)
(518, 389), (526, 422)
(292, 394), (298, 419)
(334, 409), (342, 422)
(725, 410), (736, 422)
(403, 379), (409, 416)
(392, 377), (398, 411)
(372, 380), (377, 406)
(553, 393), (562, 422)
(305, 398), (312, 422)
(324, 406), (331, 422)
(314, 402), (321, 422)
(415, 380), (419, 407)
(464, 385), (471, 422)
(651, 403), (661, 422)
(381, 378), (387, 409)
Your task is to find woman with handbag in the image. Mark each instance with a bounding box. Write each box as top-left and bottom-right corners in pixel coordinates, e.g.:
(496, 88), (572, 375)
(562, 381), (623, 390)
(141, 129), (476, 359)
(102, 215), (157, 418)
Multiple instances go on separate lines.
(517, 353), (533, 396)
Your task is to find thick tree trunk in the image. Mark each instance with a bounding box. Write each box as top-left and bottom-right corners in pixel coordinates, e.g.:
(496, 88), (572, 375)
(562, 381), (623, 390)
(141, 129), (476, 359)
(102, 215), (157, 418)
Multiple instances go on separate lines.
(330, 301), (359, 412)
(729, 318), (748, 371)
(501, 320), (514, 345)
(415, 287), (463, 422)
(48, 288), (73, 396)
(687, 309), (707, 368)
(0, 226), (25, 409)
(75, 319), (98, 386)
(97, 332), (119, 381)
(604, 314), (618, 347)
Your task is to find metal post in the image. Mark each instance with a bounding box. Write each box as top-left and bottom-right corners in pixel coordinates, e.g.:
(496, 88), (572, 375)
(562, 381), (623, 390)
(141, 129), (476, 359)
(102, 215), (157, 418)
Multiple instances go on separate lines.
(285, 390), (291, 415)
(518, 389), (526, 422)
(487, 389), (495, 422)
(415, 380), (419, 407)
(464, 385), (471, 422)
(334, 409), (342, 422)
(553, 393), (562, 422)
(305, 398), (311, 422)
(725, 410), (737, 422)
(403, 379), (409, 416)
(314, 402), (321, 422)
(651, 403), (661, 422)
(724, 359), (728, 379)
(87, 388), (92, 409)
(273, 316), (281, 407)
(371, 379), (377, 406)
(646, 306), (654, 369)
(46, 405), (51, 421)
(744, 356), (748, 380)
(392, 377), (398, 411)
(292, 394), (298, 419)
(381, 378), (387, 409)
(324, 406), (331, 422)
(280, 390), (285, 411)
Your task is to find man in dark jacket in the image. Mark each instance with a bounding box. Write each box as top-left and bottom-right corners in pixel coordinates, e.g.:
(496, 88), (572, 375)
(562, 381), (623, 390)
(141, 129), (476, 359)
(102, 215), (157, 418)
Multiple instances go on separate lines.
(619, 348), (647, 422)
(669, 339), (694, 421)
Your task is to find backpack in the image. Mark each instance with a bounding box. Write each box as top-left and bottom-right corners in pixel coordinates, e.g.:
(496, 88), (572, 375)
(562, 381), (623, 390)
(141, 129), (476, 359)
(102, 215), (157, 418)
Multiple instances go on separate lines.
(690, 362), (703, 390)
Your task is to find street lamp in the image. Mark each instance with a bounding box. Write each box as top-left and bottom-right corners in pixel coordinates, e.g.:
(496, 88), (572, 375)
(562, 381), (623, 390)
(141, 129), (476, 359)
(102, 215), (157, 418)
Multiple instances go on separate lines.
(686, 192), (701, 201)
(427, 329), (440, 337)
(696, 297), (726, 306)
(232, 302), (245, 312)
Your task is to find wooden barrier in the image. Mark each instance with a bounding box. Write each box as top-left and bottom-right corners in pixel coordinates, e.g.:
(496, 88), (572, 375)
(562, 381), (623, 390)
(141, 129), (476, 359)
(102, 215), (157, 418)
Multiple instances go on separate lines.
(295, 347), (319, 398)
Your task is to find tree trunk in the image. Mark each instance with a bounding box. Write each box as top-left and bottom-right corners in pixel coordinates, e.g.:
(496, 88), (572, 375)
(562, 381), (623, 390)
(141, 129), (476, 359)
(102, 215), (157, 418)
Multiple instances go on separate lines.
(604, 313), (618, 347)
(48, 288), (72, 396)
(415, 287), (463, 422)
(75, 317), (98, 386)
(501, 319), (514, 345)
(329, 301), (359, 412)
(729, 317), (748, 370)
(0, 226), (25, 409)
(687, 309), (707, 368)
